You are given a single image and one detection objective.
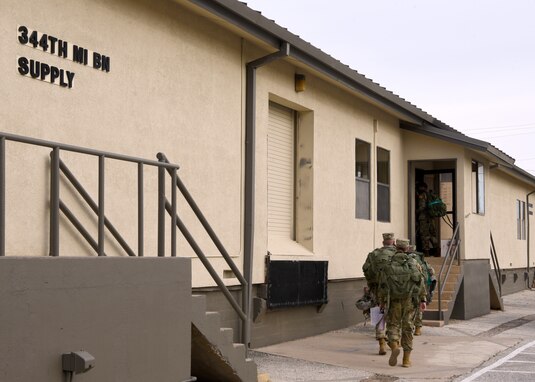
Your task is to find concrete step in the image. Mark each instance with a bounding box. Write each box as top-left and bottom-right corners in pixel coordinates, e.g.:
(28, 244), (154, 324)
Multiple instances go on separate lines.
(422, 319), (445, 327)
(191, 294), (257, 381)
(427, 300), (451, 310)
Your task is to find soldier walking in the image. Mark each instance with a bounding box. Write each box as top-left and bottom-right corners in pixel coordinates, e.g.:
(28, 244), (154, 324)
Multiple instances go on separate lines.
(377, 239), (427, 367)
(407, 244), (436, 336)
(362, 233), (396, 355)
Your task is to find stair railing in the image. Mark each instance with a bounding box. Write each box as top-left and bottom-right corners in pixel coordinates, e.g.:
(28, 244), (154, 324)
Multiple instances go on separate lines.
(58, 158), (136, 257)
(490, 231), (502, 297)
(0, 131), (180, 258)
(157, 152), (249, 347)
(436, 222), (461, 319)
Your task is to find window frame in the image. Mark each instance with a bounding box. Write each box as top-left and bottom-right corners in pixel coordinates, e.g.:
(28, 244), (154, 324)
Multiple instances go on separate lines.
(376, 146), (390, 222)
(471, 160), (485, 215)
(517, 199), (526, 240)
(355, 139), (371, 220)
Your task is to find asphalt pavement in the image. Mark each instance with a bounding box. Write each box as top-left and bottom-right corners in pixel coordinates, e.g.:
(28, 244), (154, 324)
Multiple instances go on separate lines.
(252, 289), (535, 382)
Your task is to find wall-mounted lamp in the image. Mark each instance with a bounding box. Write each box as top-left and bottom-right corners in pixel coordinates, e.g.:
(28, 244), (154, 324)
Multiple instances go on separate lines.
(295, 74), (306, 92)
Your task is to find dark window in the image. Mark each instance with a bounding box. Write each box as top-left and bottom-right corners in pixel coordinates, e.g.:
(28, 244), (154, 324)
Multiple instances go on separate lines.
(355, 139), (370, 219)
(471, 160), (485, 214)
(377, 147), (390, 222)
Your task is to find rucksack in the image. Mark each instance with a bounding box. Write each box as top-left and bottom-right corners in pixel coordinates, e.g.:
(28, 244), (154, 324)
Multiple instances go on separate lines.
(363, 247), (395, 285)
(427, 191), (447, 218)
(377, 252), (423, 303)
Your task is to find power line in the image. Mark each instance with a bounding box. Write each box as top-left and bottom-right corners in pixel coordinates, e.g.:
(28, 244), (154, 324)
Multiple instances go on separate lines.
(464, 122), (535, 131)
(467, 125), (535, 134)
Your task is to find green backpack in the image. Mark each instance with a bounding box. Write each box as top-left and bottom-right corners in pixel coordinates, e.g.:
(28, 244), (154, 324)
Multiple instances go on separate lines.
(427, 191), (447, 218)
(363, 247), (395, 286)
(377, 252), (423, 302)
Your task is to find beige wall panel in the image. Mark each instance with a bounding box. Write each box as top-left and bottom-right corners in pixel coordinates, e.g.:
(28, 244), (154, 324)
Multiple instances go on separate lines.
(1, 0), (244, 286)
(252, 59), (405, 282)
(461, 152), (491, 260)
(488, 170), (533, 269)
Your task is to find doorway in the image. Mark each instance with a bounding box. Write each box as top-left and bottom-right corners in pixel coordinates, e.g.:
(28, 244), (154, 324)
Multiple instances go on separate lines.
(410, 161), (457, 257)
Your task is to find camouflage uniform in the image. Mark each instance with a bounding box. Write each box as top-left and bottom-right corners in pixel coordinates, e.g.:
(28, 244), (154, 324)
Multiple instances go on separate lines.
(407, 246), (435, 334)
(379, 239), (426, 367)
(362, 233), (396, 346)
(416, 187), (437, 253)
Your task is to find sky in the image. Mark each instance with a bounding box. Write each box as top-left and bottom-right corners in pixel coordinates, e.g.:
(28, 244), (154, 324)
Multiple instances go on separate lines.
(244, 0), (535, 173)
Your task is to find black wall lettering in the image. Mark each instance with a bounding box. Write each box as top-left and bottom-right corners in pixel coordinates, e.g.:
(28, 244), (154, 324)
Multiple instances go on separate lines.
(102, 56), (110, 72)
(18, 26), (28, 44)
(17, 57), (29, 75)
(40, 63), (50, 81)
(66, 71), (75, 88)
(93, 52), (101, 69)
(29, 60), (40, 78)
(48, 35), (58, 54)
(50, 66), (60, 84)
(58, 40), (68, 58)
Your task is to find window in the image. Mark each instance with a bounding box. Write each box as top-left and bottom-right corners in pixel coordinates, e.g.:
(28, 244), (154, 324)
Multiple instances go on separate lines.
(377, 147), (390, 222)
(355, 139), (370, 219)
(517, 200), (526, 240)
(471, 160), (485, 214)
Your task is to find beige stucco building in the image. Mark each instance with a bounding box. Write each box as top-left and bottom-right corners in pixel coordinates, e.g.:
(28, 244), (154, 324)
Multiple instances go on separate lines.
(1, 0), (534, 360)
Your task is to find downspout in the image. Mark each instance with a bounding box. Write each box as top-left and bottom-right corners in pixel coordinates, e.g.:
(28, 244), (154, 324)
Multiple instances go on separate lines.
(243, 42), (290, 347)
(527, 190), (535, 289)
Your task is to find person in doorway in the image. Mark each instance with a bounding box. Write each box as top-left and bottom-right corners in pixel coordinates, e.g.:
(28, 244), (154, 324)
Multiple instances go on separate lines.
(377, 239), (427, 368)
(362, 233), (397, 355)
(416, 182), (439, 256)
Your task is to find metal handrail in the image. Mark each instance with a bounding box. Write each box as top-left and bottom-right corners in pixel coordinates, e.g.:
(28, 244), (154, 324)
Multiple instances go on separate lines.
(59, 158), (136, 257)
(157, 152), (249, 346)
(490, 232), (502, 297)
(436, 223), (461, 319)
(0, 131), (180, 257)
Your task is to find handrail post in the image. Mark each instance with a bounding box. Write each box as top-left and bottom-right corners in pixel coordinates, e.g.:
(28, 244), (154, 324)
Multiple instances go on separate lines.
(49, 147), (60, 256)
(171, 169), (177, 257)
(98, 155), (105, 256)
(158, 161), (165, 257)
(138, 163), (144, 257)
(0, 136), (5, 257)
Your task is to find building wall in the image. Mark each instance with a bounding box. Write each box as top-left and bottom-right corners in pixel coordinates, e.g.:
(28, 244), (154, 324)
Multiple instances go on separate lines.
(0, 257), (192, 382)
(0, 0), (245, 287)
(251, 59), (406, 283)
(488, 169), (535, 270)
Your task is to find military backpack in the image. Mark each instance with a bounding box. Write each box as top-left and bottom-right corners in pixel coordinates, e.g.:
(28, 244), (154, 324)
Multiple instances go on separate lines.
(377, 252), (423, 303)
(427, 191), (447, 218)
(363, 247), (395, 285)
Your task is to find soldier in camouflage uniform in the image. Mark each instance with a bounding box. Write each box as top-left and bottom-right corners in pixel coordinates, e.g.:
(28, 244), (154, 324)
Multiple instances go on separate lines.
(362, 233), (396, 355)
(407, 244), (436, 336)
(416, 182), (438, 256)
(377, 239), (427, 368)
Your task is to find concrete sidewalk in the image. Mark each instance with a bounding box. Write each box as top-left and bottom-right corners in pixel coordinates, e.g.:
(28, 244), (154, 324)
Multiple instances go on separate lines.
(252, 289), (535, 382)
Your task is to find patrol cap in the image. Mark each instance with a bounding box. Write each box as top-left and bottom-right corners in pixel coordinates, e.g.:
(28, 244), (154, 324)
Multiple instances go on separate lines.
(382, 233), (395, 240)
(408, 244), (417, 252)
(396, 238), (410, 249)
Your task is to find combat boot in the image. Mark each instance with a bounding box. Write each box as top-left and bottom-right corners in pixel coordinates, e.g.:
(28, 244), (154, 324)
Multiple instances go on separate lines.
(388, 341), (400, 366)
(402, 351), (412, 367)
(378, 339), (387, 355)
(414, 326), (422, 336)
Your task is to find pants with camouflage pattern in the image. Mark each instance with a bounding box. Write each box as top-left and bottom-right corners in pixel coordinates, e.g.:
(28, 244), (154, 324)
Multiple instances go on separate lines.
(386, 297), (417, 351)
(414, 310), (423, 329)
(375, 315), (386, 340)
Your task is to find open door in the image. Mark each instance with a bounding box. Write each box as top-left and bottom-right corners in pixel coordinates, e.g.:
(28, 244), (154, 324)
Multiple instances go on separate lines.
(413, 164), (456, 257)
